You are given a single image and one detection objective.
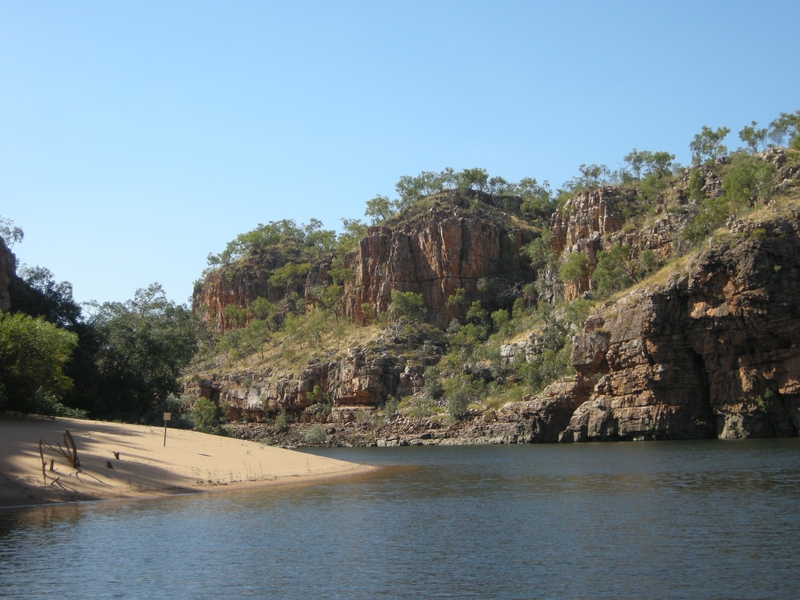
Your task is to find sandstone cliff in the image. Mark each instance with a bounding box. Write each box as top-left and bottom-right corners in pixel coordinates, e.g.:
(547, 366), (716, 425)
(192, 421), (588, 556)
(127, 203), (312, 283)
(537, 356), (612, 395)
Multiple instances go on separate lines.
(549, 186), (691, 300)
(343, 206), (534, 327)
(194, 193), (537, 331)
(558, 213), (800, 441)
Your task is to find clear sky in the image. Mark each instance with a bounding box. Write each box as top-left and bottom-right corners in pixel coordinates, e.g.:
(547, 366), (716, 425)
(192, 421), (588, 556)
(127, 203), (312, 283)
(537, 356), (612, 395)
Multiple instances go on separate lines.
(2, 0), (798, 307)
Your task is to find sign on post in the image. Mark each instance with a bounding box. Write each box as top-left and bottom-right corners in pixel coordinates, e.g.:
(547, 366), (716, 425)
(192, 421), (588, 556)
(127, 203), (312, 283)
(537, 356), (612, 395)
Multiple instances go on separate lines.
(163, 412), (171, 447)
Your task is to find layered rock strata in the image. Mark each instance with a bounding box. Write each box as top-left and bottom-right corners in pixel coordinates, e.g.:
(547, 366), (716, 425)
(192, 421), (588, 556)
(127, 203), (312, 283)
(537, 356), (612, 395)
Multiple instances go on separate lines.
(342, 209), (533, 327)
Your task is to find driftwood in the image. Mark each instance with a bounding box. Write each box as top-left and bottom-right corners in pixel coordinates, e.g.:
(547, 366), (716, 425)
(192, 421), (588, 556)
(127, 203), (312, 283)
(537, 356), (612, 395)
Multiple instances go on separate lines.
(39, 430), (81, 482)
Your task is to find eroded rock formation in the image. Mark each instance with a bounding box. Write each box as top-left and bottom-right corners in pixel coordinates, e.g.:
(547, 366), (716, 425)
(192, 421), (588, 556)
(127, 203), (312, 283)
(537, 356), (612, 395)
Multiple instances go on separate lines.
(342, 209), (533, 327)
(558, 213), (800, 440)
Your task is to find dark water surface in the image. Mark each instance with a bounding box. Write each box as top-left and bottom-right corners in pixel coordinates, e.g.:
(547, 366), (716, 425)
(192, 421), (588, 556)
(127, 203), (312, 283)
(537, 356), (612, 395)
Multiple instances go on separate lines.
(2, 439), (800, 598)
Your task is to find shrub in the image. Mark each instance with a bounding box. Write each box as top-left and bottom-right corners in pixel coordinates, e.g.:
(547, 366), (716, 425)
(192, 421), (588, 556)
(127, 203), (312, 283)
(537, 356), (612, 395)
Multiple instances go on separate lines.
(423, 366), (442, 400)
(383, 397), (398, 419)
(192, 397), (220, 432)
(447, 391), (470, 421)
(389, 290), (427, 321)
(302, 425), (327, 444)
(558, 253), (588, 286)
(274, 409), (289, 432)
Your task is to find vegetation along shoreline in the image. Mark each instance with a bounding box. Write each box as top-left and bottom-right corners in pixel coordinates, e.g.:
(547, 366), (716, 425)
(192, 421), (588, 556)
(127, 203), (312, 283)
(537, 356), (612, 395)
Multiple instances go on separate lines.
(2, 111), (800, 450)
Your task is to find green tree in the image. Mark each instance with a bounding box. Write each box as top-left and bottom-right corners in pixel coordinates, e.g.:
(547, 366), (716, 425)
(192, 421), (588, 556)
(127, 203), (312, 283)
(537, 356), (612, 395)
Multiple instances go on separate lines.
(768, 110), (800, 147)
(268, 261), (312, 292)
(623, 149), (653, 181)
(0, 312), (78, 414)
(739, 121), (769, 153)
(518, 177), (554, 219)
(192, 397), (220, 433)
(558, 252), (588, 287)
(688, 169), (705, 201)
(690, 125), (731, 166)
(722, 154), (777, 213)
(336, 218), (368, 254)
(647, 151), (676, 179)
(445, 287), (467, 309)
(389, 290), (427, 321)
(223, 303), (248, 328)
(364, 194), (395, 225)
(592, 244), (638, 295)
(0, 217), (23, 250)
(92, 284), (199, 419)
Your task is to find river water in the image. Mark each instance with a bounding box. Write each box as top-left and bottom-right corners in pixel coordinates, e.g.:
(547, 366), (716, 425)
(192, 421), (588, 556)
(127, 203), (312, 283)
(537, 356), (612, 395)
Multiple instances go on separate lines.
(1, 439), (799, 598)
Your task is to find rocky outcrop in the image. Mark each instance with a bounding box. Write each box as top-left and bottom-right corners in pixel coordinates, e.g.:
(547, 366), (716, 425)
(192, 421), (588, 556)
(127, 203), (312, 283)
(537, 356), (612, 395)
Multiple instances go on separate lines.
(558, 213), (800, 441)
(192, 256), (307, 333)
(187, 322), (443, 423)
(0, 239), (17, 312)
(549, 186), (691, 299)
(343, 207), (534, 327)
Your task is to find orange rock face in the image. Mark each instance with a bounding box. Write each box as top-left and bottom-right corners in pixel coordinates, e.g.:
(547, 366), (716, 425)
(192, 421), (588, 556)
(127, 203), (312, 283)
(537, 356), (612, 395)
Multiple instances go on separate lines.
(559, 215), (800, 441)
(343, 210), (532, 327)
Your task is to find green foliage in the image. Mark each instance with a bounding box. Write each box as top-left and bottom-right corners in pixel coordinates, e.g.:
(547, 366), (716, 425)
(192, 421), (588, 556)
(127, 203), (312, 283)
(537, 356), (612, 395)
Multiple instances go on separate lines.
(561, 164), (612, 194)
(383, 397), (398, 419)
(302, 425), (327, 444)
(721, 154), (777, 211)
(683, 154), (776, 245)
(445, 287), (467, 309)
(690, 125), (731, 166)
(268, 262), (312, 290)
(223, 303), (248, 328)
(739, 121), (769, 153)
(593, 244), (633, 294)
(558, 252), (588, 286)
(517, 177), (555, 220)
(423, 366), (442, 400)
(465, 300), (488, 324)
(92, 284), (200, 419)
(522, 230), (553, 272)
(490, 309), (510, 332)
(192, 396), (220, 432)
(0, 216), (23, 250)
(399, 396), (437, 420)
(213, 219), (310, 264)
(336, 218), (368, 254)
(681, 194), (733, 243)
(0, 312), (78, 415)
(389, 290), (427, 321)
(688, 168), (705, 201)
(516, 345), (572, 393)
(768, 111), (800, 147)
(442, 374), (484, 421)
(624, 149), (675, 181)
(274, 408), (289, 432)
(365, 194), (395, 225)
(592, 245), (658, 296)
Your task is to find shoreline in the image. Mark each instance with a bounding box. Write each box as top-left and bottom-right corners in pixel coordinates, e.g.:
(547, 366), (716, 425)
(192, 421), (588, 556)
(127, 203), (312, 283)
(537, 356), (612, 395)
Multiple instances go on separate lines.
(0, 413), (376, 509)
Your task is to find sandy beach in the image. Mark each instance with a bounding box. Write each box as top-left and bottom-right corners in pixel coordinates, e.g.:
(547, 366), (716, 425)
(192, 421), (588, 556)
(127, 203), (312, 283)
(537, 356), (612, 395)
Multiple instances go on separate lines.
(0, 413), (374, 508)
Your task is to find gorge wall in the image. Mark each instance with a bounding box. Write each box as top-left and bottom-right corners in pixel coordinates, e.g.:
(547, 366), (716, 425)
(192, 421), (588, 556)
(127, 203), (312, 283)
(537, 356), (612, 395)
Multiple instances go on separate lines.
(343, 207), (533, 327)
(558, 213), (800, 441)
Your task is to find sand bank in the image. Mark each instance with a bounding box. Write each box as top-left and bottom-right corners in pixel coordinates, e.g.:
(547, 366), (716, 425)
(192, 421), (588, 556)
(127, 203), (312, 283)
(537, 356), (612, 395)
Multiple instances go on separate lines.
(0, 414), (374, 508)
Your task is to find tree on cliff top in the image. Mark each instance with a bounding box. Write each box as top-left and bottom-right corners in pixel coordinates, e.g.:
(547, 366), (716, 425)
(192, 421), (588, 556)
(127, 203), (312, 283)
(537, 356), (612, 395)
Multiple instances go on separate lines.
(690, 125), (731, 166)
(0, 216), (23, 250)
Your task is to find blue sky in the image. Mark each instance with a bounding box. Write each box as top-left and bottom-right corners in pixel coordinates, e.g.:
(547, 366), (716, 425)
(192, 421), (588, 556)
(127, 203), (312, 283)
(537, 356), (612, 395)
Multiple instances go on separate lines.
(2, 0), (798, 306)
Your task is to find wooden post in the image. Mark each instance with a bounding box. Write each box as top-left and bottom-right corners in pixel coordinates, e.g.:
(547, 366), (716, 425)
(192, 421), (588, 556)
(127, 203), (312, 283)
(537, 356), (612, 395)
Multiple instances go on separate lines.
(163, 412), (171, 447)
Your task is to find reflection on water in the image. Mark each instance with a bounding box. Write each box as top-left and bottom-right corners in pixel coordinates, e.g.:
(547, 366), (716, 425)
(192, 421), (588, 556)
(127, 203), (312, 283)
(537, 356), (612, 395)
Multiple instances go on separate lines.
(2, 439), (799, 598)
